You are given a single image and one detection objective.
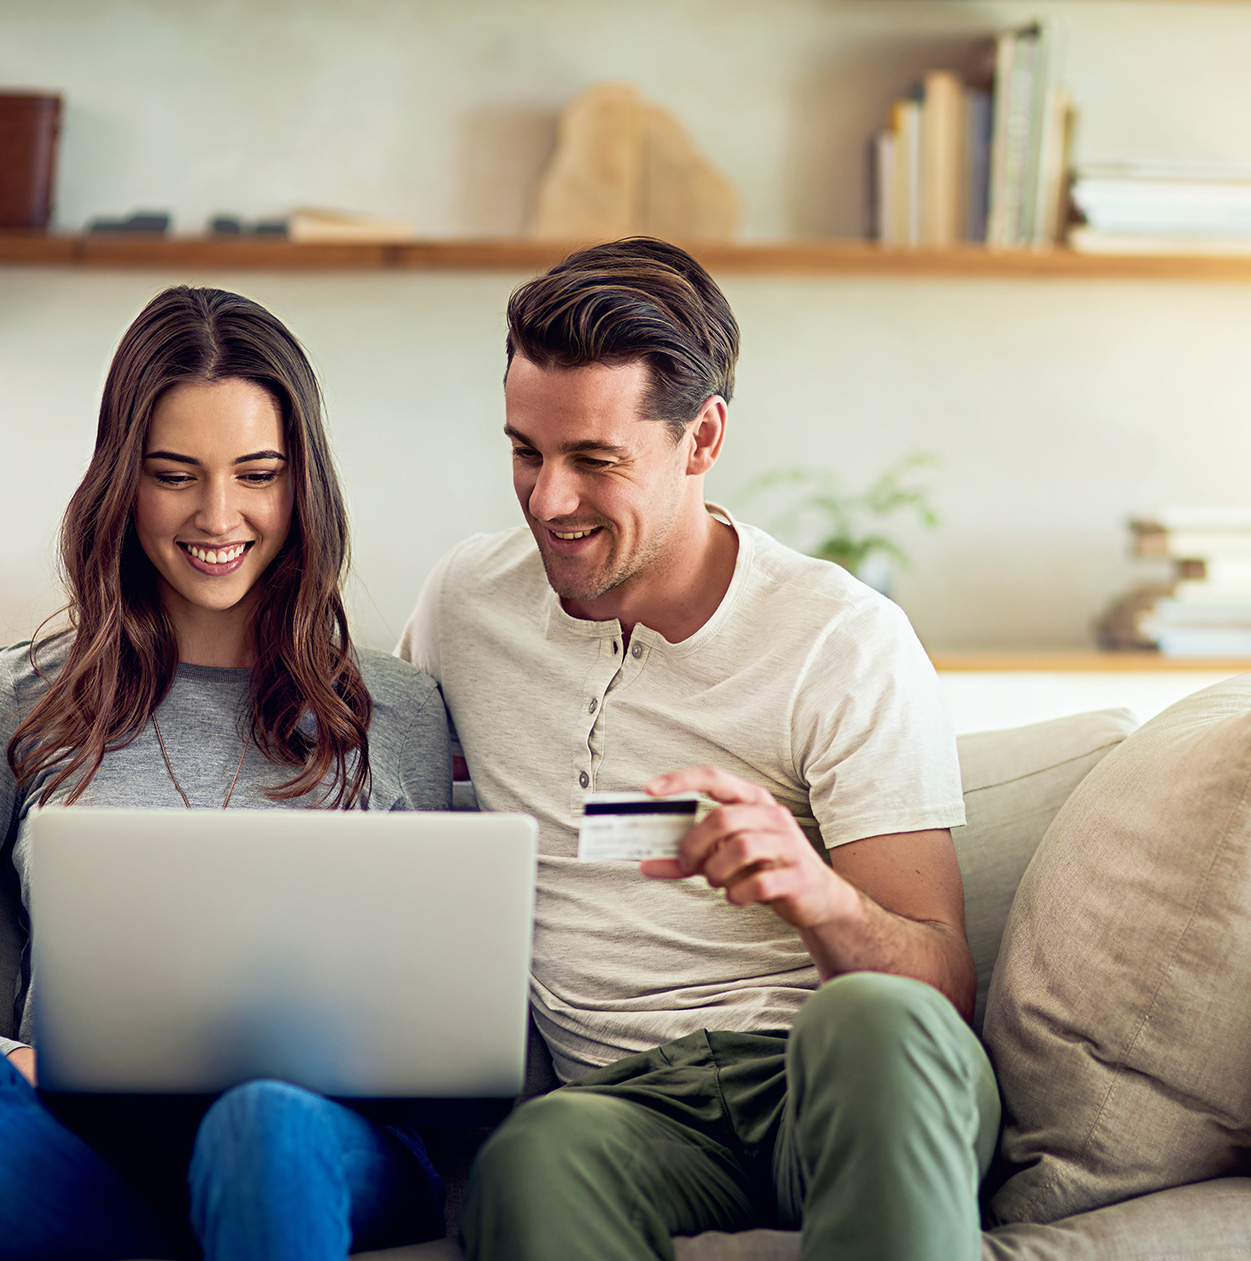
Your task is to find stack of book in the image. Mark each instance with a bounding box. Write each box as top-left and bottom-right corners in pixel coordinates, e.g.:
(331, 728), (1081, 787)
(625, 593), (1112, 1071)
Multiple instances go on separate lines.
(1069, 164), (1251, 256)
(871, 23), (1074, 249)
(1100, 509), (1251, 656)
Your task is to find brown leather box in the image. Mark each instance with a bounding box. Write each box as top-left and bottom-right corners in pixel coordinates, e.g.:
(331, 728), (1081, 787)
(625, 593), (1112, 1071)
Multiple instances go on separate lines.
(0, 92), (62, 229)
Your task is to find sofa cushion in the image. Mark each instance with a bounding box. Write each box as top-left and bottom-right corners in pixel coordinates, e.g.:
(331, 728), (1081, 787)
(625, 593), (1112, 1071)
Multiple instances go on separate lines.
(671, 1178), (1251, 1259)
(982, 1177), (1251, 1261)
(383, 1177), (1251, 1260)
(985, 675), (1251, 1226)
(953, 709), (1137, 1033)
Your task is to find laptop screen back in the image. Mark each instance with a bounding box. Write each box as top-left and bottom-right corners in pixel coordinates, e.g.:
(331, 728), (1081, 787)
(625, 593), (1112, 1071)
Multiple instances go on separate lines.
(30, 808), (538, 1098)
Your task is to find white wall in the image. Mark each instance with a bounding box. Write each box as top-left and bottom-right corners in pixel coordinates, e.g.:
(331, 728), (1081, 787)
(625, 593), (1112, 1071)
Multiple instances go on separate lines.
(3, 0), (1251, 651)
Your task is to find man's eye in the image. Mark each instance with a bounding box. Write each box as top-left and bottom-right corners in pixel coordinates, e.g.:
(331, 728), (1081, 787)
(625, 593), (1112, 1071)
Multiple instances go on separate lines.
(511, 447), (539, 461)
(579, 458), (612, 470)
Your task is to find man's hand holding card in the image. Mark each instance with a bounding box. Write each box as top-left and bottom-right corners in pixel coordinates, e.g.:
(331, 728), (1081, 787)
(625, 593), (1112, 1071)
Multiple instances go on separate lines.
(635, 766), (857, 934)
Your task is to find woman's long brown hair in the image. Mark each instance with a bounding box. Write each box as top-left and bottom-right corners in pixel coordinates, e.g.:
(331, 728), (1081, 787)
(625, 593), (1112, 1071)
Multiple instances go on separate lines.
(8, 286), (372, 806)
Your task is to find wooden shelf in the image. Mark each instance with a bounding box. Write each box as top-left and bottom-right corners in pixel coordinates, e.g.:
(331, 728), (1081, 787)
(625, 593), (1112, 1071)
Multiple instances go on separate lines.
(931, 651), (1251, 672)
(6, 233), (1251, 281)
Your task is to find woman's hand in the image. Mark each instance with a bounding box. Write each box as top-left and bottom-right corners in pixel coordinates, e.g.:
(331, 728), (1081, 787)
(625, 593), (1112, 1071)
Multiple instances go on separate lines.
(6, 1047), (36, 1086)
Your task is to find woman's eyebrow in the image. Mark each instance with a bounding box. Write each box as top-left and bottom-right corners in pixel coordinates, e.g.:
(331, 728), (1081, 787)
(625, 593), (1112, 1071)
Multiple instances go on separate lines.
(233, 450), (287, 464)
(141, 449), (287, 464)
(143, 449), (198, 464)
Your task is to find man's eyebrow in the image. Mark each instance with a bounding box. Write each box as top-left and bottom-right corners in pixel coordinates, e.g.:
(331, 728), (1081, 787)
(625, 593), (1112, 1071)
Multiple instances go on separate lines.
(141, 450), (287, 464)
(503, 425), (627, 457)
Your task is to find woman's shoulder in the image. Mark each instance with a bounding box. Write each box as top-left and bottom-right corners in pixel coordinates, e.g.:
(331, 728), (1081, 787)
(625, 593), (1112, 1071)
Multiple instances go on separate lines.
(355, 646), (440, 710)
(1, 633), (72, 712)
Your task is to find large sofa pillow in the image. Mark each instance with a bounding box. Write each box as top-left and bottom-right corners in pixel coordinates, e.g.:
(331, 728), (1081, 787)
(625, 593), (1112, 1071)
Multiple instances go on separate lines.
(953, 709), (1137, 1033)
(984, 674), (1251, 1226)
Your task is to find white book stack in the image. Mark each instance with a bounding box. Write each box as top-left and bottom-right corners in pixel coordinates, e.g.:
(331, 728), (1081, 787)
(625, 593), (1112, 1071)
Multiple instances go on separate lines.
(1133, 508), (1251, 656)
(1070, 164), (1251, 256)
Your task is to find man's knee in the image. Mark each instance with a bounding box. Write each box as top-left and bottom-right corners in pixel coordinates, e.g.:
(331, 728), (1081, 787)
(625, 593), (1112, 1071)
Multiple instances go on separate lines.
(472, 1088), (633, 1192)
(789, 972), (973, 1094)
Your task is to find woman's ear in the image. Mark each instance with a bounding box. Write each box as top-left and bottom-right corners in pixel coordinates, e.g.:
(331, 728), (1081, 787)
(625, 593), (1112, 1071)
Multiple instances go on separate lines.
(685, 395), (728, 476)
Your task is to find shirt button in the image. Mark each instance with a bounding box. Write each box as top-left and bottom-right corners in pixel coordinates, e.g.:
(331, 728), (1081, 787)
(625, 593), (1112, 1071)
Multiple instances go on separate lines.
(588, 698), (598, 714)
(631, 643), (643, 659)
(578, 771), (590, 789)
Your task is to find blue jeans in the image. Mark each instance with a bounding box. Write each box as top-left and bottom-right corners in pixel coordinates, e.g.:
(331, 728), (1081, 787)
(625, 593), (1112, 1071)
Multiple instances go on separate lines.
(0, 1055), (444, 1260)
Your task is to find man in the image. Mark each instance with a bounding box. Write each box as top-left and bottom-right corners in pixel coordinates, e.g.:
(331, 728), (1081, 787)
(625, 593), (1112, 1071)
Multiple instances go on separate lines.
(398, 237), (999, 1261)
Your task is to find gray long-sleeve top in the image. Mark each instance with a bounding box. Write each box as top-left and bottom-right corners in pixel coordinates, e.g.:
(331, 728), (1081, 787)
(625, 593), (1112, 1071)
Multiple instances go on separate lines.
(0, 638), (452, 1057)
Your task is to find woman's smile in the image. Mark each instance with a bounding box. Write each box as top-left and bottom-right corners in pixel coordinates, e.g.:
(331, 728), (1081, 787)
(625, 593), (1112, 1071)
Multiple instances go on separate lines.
(178, 540), (253, 572)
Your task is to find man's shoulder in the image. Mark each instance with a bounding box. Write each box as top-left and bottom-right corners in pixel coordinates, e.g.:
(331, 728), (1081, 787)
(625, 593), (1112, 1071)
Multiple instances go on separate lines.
(735, 522), (905, 633)
(430, 527), (547, 605)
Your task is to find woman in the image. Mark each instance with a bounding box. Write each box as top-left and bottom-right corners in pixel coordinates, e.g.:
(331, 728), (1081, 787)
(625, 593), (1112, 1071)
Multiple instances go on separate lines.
(0, 287), (450, 1260)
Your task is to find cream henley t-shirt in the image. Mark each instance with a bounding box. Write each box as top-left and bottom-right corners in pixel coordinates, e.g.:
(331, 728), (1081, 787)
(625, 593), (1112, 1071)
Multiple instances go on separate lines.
(398, 511), (965, 1082)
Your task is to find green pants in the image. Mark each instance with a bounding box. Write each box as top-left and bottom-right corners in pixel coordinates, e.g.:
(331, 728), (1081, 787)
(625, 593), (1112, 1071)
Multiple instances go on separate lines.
(462, 973), (1000, 1261)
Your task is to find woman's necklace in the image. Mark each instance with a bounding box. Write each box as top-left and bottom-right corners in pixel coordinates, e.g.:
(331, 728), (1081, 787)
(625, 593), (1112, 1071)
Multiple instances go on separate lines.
(152, 714), (247, 810)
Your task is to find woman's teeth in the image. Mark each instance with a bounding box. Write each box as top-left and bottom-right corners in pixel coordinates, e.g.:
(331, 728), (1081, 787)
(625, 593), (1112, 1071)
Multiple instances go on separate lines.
(186, 543), (246, 564)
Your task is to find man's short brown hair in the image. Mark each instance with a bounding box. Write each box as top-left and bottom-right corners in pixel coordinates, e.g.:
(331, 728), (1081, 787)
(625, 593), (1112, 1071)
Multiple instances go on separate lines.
(505, 237), (740, 442)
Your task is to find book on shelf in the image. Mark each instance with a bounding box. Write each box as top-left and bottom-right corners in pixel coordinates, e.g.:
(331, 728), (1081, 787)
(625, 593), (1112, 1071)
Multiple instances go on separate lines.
(873, 130), (895, 244)
(1168, 558), (1251, 586)
(962, 88), (993, 243)
(1144, 599), (1251, 629)
(1168, 579), (1251, 607)
(869, 22), (1073, 251)
(1148, 506), (1251, 531)
(892, 98), (923, 245)
(1101, 509), (1251, 655)
(1070, 227), (1251, 257)
(920, 70), (963, 247)
(1149, 628), (1251, 658)
(1132, 512), (1251, 562)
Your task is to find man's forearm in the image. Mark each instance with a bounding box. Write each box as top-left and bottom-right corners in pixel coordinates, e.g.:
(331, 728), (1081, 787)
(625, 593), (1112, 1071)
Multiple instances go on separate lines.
(798, 888), (977, 1023)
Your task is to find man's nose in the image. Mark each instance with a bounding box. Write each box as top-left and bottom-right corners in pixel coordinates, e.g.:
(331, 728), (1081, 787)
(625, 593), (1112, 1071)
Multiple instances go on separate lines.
(528, 462), (580, 522)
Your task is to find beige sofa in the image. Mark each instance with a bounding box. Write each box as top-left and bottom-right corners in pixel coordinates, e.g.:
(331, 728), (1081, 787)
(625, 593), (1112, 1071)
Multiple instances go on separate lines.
(7, 690), (1251, 1260)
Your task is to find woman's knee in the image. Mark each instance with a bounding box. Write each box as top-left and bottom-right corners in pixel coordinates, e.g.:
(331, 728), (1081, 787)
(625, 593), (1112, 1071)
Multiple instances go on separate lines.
(193, 1078), (329, 1171)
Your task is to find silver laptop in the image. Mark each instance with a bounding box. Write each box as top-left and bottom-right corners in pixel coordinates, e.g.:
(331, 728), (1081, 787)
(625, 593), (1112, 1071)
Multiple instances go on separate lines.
(30, 808), (538, 1099)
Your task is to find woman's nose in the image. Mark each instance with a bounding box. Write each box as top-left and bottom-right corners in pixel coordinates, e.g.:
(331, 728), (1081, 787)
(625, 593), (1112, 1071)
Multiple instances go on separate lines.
(193, 480), (243, 536)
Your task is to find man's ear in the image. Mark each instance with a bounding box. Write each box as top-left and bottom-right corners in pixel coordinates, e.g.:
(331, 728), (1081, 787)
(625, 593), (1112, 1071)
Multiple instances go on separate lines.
(685, 395), (728, 475)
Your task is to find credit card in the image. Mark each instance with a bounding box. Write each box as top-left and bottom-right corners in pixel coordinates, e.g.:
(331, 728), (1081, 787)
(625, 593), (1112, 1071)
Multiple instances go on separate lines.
(577, 792), (700, 862)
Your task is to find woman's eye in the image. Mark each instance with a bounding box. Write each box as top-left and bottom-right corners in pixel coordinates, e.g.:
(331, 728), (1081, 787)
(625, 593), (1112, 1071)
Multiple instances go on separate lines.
(155, 473), (192, 487)
(240, 471), (279, 485)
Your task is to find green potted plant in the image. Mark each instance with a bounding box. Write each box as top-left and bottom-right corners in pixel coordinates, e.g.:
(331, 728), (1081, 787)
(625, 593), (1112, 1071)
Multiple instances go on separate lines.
(734, 452), (939, 594)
